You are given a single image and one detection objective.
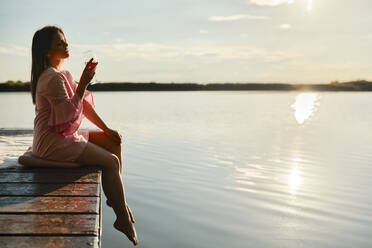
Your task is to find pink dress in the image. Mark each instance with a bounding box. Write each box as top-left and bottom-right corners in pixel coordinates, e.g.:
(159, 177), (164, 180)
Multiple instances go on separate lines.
(32, 67), (95, 162)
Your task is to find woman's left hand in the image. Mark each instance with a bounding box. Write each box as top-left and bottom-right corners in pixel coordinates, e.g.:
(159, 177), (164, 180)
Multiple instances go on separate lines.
(104, 128), (122, 145)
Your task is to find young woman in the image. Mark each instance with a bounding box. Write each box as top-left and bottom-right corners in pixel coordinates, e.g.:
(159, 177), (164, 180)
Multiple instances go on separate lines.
(30, 25), (138, 245)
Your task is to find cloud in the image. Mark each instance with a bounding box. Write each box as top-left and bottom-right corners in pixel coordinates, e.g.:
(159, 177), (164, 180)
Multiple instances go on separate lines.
(250, 0), (313, 12)
(250, 0), (293, 6)
(2, 41), (294, 62)
(279, 24), (292, 29)
(208, 15), (269, 22)
(199, 29), (209, 34)
(72, 42), (300, 63)
(0, 44), (29, 56)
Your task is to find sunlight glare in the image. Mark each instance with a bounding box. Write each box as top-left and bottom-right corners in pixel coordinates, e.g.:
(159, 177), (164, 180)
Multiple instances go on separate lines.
(291, 93), (319, 124)
(252, 0), (313, 10)
(307, 0), (313, 12)
(288, 167), (302, 195)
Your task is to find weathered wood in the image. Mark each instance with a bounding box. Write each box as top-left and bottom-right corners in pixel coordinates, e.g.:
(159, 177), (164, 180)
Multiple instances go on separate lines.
(0, 183), (99, 196)
(0, 161), (102, 247)
(0, 171), (100, 183)
(0, 236), (99, 248)
(0, 196), (99, 214)
(0, 166), (100, 174)
(0, 214), (99, 235)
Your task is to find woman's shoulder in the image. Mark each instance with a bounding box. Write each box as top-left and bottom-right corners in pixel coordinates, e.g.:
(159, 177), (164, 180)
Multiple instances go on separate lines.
(37, 67), (65, 93)
(39, 67), (61, 82)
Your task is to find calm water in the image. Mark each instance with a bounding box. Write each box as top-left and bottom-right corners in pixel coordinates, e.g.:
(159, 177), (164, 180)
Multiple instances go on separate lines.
(1, 91), (372, 248)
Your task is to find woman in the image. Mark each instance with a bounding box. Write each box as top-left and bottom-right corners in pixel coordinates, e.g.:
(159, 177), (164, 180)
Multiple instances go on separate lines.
(30, 25), (138, 245)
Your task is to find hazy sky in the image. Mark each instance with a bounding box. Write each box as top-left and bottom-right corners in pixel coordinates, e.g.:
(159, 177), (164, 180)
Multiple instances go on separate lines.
(1, 0), (372, 83)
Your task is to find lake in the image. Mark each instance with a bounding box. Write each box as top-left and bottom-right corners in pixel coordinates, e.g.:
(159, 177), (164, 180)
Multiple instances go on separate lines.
(1, 91), (372, 248)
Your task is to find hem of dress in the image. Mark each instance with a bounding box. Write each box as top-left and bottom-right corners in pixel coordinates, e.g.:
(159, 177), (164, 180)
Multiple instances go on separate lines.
(72, 130), (90, 163)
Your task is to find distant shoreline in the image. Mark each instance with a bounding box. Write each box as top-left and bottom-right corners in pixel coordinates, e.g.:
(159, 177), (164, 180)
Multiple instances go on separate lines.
(1, 80), (372, 91)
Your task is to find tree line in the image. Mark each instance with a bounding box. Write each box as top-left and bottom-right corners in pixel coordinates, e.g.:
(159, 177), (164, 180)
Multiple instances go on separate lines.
(1, 80), (372, 91)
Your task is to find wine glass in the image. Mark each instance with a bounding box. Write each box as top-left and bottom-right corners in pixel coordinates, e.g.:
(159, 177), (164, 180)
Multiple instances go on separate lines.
(83, 50), (99, 84)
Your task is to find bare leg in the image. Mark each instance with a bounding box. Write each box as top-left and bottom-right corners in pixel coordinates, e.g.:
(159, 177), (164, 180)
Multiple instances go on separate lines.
(75, 141), (138, 245)
(87, 131), (129, 210)
(88, 131), (123, 175)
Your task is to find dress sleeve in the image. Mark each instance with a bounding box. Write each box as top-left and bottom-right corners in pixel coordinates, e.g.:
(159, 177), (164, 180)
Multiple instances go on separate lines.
(46, 72), (85, 136)
(63, 70), (95, 109)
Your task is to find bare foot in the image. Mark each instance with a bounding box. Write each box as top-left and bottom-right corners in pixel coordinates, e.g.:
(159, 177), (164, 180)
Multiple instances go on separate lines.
(106, 201), (135, 223)
(114, 217), (138, 246)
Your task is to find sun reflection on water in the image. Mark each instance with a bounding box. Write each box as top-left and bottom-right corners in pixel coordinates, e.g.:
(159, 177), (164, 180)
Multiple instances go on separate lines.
(291, 93), (319, 124)
(307, 0), (313, 12)
(288, 166), (302, 195)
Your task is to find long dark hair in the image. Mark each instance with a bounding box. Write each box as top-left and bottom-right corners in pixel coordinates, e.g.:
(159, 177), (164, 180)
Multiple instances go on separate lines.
(31, 25), (64, 104)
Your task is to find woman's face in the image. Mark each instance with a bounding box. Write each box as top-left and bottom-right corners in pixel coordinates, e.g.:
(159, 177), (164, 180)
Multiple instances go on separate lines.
(48, 31), (69, 61)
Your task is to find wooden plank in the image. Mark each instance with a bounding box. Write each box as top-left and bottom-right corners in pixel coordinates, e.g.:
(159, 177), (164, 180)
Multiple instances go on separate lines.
(0, 214), (98, 235)
(0, 236), (99, 248)
(0, 166), (101, 174)
(0, 171), (100, 183)
(0, 197), (99, 214)
(0, 164), (102, 247)
(0, 183), (99, 196)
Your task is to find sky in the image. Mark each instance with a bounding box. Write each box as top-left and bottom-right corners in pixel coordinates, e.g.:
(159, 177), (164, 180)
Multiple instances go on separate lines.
(1, 0), (372, 84)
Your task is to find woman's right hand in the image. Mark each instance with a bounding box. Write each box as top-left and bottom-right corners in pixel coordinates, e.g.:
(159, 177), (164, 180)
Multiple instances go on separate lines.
(79, 58), (97, 87)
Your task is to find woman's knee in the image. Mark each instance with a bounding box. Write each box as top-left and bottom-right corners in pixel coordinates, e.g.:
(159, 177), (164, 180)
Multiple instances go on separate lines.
(112, 142), (122, 155)
(76, 142), (119, 169)
(106, 153), (120, 171)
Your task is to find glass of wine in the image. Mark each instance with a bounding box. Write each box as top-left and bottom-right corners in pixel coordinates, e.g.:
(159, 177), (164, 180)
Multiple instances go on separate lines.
(83, 50), (99, 84)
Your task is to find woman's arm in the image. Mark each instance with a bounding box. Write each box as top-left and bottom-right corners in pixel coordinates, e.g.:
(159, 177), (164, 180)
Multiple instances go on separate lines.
(76, 59), (96, 99)
(83, 100), (109, 132)
(83, 101), (122, 145)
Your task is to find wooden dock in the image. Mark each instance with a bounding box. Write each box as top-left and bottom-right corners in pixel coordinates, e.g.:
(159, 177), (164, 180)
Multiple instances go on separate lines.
(0, 166), (102, 248)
